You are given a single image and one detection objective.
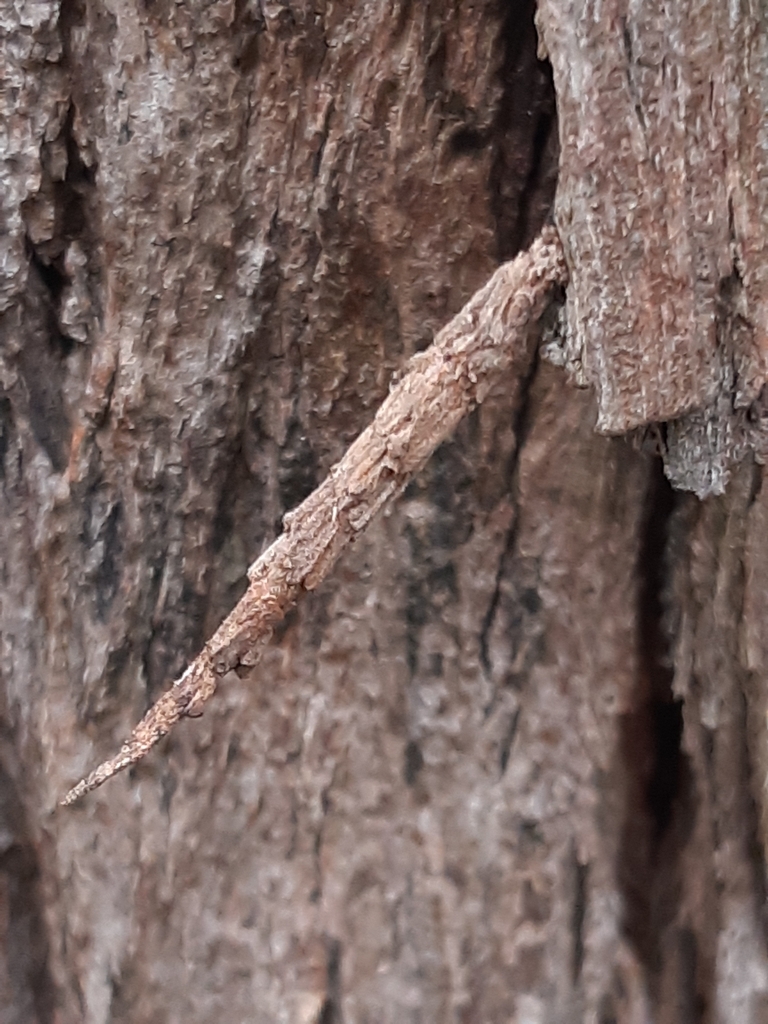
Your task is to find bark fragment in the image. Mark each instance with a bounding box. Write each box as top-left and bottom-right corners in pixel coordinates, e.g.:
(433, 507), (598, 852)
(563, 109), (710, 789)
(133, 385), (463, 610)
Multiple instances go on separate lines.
(537, 0), (768, 493)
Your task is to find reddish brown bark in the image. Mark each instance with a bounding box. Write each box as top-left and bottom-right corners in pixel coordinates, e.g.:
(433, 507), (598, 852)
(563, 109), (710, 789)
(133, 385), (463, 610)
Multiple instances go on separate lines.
(1, 1), (767, 1023)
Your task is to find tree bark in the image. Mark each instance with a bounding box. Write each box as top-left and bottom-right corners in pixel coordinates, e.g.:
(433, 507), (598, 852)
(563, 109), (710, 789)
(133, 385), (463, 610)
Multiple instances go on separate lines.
(1, 2), (767, 1024)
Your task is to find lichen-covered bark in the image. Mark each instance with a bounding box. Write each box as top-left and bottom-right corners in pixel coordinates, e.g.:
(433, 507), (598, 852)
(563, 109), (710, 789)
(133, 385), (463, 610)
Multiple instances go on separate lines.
(1, 1), (768, 1023)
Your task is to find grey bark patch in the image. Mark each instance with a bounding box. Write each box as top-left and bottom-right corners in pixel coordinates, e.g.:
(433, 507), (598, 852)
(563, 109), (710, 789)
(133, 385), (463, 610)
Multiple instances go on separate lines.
(0, 764), (57, 1024)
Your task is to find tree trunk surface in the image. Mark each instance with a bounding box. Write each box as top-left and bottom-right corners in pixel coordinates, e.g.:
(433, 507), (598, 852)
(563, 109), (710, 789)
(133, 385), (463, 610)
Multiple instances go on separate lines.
(1, 2), (767, 1023)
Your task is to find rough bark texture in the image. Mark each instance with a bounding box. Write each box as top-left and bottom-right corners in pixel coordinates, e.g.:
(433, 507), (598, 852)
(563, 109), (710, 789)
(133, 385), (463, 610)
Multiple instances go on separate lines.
(536, 0), (768, 494)
(1, 3), (768, 1024)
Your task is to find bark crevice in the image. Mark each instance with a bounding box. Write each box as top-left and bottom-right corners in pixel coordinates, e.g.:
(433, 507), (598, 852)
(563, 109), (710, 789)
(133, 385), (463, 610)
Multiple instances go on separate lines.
(617, 459), (699, 1005)
(489, 0), (559, 260)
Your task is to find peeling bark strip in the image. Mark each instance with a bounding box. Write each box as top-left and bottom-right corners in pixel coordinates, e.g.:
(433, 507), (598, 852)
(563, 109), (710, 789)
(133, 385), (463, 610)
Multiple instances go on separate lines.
(62, 229), (567, 805)
(536, 0), (768, 490)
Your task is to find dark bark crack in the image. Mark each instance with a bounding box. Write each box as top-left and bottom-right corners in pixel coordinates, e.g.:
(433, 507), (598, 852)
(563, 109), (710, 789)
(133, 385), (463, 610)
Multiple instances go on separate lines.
(617, 458), (700, 1012)
(571, 846), (588, 984)
(489, 0), (559, 260)
(317, 937), (343, 1024)
(478, 346), (541, 690)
